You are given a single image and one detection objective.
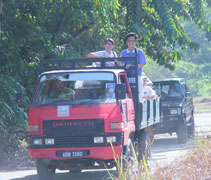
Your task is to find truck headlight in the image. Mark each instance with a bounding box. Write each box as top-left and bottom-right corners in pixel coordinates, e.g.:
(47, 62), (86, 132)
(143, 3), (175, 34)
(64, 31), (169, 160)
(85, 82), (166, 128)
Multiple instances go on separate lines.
(110, 122), (124, 129)
(106, 136), (116, 143)
(33, 139), (42, 145)
(170, 108), (182, 115)
(45, 138), (55, 145)
(94, 137), (104, 143)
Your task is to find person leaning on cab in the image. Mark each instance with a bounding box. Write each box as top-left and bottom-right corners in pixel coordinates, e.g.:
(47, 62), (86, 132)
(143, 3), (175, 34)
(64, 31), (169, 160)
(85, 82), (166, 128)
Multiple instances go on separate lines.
(87, 38), (118, 67)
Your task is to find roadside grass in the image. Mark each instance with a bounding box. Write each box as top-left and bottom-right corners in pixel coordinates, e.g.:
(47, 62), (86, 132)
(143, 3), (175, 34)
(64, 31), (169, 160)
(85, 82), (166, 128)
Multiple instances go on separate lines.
(106, 143), (151, 180)
(151, 137), (211, 180)
(107, 137), (211, 180)
(193, 96), (211, 113)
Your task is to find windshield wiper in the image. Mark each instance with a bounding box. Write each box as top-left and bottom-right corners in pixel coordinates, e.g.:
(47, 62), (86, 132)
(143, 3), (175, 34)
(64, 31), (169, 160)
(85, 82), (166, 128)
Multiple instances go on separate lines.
(71, 99), (97, 107)
(37, 99), (72, 106)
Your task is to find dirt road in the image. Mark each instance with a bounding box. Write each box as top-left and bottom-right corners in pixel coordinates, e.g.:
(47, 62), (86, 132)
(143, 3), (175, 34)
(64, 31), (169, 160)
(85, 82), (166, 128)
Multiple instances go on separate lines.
(0, 113), (210, 180)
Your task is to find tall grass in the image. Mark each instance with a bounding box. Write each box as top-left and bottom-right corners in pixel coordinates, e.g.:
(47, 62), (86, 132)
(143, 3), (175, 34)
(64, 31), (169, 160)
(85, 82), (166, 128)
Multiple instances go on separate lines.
(105, 143), (150, 180)
(106, 138), (211, 180)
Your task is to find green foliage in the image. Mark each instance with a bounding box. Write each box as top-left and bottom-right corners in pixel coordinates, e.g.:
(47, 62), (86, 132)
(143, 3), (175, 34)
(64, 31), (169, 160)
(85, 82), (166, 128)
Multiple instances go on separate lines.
(189, 0), (211, 40)
(123, 0), (210, 70)
(145, 60), (211, 96)
(0, 74), (27, 165)
(0, 0), (211, 162)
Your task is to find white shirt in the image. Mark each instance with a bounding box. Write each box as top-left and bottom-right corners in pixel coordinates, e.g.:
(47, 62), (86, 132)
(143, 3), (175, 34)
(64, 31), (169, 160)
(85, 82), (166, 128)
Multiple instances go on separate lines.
(92, 50), (118, 67)
(141, 86), (154, 99)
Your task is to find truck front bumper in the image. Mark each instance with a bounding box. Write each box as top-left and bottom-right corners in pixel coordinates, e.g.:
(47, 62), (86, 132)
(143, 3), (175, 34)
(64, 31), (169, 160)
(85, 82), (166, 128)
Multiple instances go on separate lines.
(154, 115), (183, 134)
(27, 145), (122, 160)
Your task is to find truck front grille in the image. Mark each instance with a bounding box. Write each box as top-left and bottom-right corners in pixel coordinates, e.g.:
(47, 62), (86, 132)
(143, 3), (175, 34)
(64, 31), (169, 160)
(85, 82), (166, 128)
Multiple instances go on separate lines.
(29, 132), (124, 148)
(43, 119), (104, 136)
(54, 135), (95, 147)
(28, 119), (124, 148)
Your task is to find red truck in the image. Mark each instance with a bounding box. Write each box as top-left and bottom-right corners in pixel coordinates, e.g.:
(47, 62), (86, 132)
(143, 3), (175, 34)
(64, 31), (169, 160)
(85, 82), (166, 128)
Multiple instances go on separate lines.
(18, 57), (161, 180)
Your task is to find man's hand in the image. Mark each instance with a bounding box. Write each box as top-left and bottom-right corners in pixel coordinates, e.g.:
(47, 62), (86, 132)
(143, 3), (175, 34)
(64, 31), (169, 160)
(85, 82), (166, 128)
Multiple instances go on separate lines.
(125, 64), (144, 69)
(114, 59), (122, 66)
(138, 64), (144, 69)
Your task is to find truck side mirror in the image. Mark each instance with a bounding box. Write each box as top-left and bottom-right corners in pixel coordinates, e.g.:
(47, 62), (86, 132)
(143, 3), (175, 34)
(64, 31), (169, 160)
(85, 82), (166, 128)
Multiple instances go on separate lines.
(115, 84), (126, 99)
(16, 92), (26, 107)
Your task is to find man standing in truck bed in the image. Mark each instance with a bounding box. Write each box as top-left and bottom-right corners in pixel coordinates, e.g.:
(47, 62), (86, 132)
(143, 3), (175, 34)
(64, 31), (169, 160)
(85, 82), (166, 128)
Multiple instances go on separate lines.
(120, 32), (146, 101)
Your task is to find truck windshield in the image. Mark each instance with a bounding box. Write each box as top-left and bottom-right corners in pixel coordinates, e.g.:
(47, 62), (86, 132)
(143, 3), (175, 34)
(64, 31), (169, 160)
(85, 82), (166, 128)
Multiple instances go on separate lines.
(153, 83), (183, 100)
(33, 72), (116, 106)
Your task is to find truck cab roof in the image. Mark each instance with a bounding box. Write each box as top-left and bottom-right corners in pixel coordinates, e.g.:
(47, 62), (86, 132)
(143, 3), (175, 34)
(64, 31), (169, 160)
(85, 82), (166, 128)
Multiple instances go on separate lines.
(153, 78), (186, 84)
(40, 69), (126, 77)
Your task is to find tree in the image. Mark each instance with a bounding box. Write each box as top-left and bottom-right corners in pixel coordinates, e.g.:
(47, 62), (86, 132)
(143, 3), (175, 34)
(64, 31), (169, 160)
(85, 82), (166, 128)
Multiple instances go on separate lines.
(0, 0), (2, 40)
(122, 0), (211, 69)
(0, 0), (211, 162)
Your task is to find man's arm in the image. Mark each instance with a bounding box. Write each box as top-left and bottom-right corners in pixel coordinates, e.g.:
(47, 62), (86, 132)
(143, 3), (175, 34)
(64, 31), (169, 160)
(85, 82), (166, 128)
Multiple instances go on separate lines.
(138, 64), (144, 69)
(137, 49), (146, 69)
(87, 53), (108, 58)
(87, 51), (108, 58)
(87, 53), (99, 58)
(147, 87), (155, 100)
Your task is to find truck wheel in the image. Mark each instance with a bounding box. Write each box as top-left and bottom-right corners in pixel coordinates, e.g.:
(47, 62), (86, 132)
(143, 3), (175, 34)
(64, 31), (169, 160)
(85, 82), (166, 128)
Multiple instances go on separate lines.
(36, 160), (55, 180)
(138, 131), (151, 168)
(187, 116), (195, 138)
(176, 121), (187, 143)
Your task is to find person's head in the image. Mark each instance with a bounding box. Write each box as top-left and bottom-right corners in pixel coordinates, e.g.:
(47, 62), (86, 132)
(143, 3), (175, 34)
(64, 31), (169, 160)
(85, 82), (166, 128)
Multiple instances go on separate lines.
(55, 80), (65, 90)
(142, 76), (148, 86)
(104, 38), (115, 53)
(125, 32), (138, 51)
(170, 84), (176, 90)
(147, 81), (153, 87)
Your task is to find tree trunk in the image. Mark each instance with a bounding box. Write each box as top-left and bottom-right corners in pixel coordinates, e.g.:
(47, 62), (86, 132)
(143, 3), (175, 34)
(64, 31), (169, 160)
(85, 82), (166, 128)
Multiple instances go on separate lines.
(0, 0), (2, 40)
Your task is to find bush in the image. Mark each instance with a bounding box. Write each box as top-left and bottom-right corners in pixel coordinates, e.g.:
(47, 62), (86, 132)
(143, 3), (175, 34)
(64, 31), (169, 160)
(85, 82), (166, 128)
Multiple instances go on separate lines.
(0, 74), (27, 167)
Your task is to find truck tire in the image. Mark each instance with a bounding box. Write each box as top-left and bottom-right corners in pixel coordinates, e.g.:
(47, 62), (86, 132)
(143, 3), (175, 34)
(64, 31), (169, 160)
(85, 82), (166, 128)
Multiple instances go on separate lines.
(138, 131), (151, 168)
(187, 116), (195, 138)
(176, 120), (187, 143)
(36, 160), (55, 180)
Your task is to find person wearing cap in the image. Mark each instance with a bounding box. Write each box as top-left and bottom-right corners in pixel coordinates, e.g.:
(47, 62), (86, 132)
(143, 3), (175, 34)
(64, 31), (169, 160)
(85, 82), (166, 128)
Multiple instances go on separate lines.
(120, 32), (146, 101)
(147, 81), (158, 99)
(141, 76), (154, 101)
(87, 38), (118, 67)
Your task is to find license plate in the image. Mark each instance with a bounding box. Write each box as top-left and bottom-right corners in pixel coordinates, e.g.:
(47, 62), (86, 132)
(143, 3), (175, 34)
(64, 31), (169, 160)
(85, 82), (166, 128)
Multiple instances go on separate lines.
(170, 109), (177, 115)
(56, 150), (89, 158)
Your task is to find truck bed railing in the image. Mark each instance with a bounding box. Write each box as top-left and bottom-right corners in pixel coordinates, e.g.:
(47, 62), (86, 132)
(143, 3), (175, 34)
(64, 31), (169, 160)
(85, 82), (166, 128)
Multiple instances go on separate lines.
(40, 57), (137, 71)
